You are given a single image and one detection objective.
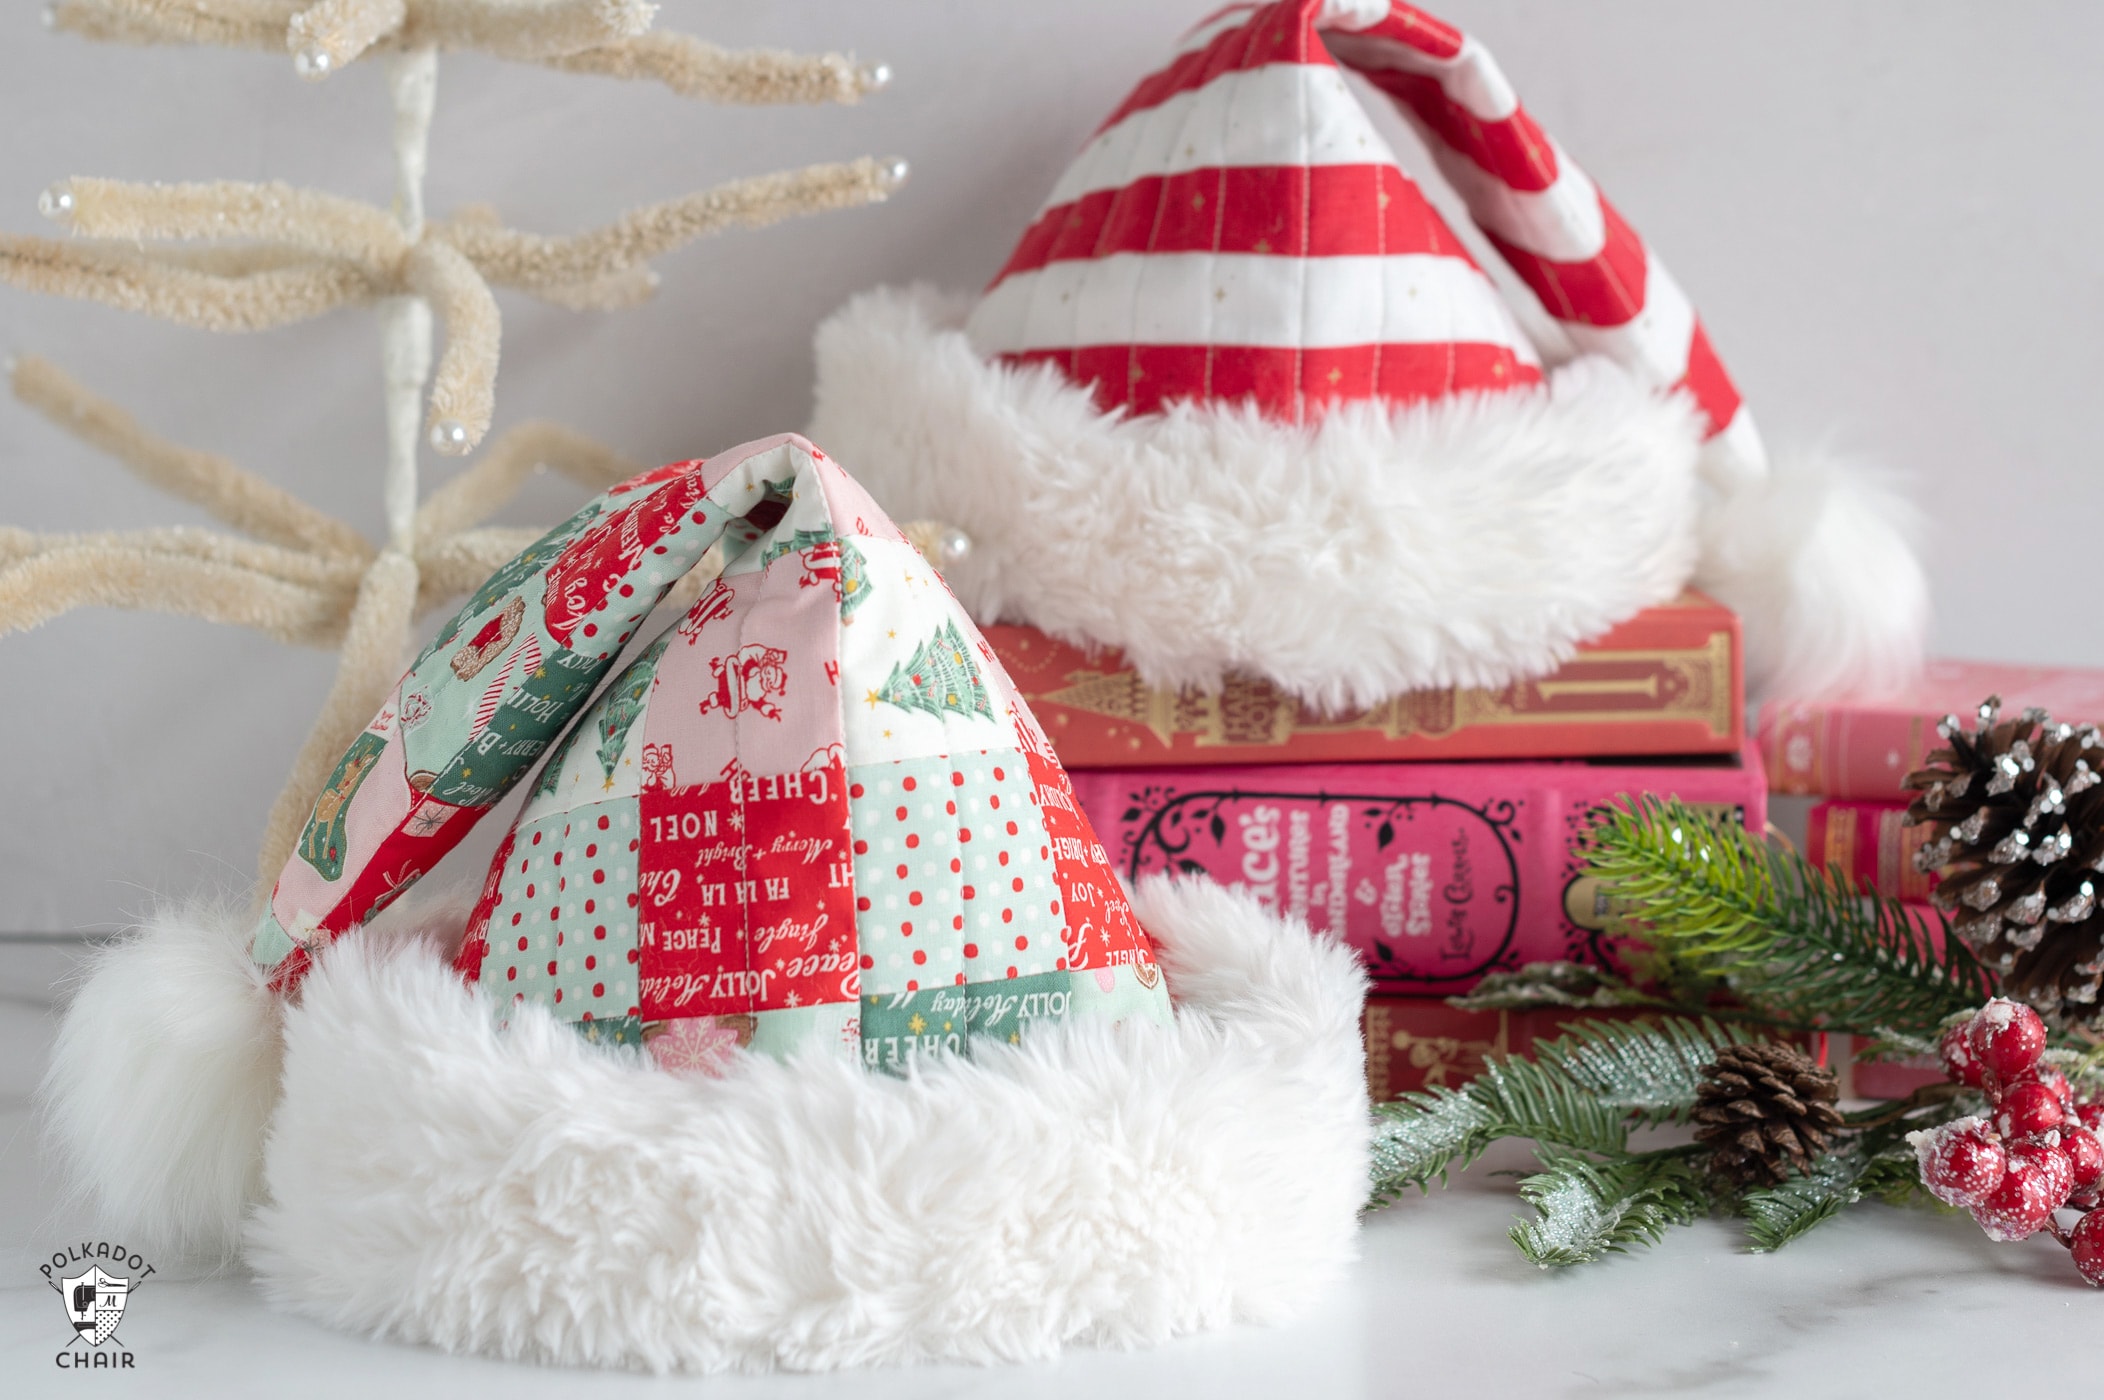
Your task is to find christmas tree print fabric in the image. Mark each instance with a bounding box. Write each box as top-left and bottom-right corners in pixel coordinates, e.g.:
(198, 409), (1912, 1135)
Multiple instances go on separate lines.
(252, 434), (1168, 1070)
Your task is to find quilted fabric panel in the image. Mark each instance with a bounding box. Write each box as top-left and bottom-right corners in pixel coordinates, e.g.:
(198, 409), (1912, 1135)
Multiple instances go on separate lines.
(250, 434), (1171, 1070)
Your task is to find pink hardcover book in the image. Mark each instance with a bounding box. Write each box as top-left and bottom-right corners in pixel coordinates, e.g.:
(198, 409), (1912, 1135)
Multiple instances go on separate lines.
(1068, 746), (1767, 994)
(1759, 660), (2104, 799)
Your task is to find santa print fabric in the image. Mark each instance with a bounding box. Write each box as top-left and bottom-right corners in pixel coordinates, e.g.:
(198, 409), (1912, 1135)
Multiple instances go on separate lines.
(252, 435), (1169, 1068)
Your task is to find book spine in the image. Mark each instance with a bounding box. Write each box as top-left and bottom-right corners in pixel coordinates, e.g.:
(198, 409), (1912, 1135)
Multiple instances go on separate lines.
(1365, 1001), (1657, 1100)
(1363, 1000), (1826, 1099)
(1363, 999), (1515, 1100)
(997, 595), (1741, 769)
(1070, 752), (1766, 995)
(1806, 800), (1936, 902)
(1759, 704), (1942, 799)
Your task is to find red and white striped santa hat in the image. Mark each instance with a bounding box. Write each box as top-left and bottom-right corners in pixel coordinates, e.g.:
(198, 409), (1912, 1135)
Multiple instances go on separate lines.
(813, 0), (1925, 704)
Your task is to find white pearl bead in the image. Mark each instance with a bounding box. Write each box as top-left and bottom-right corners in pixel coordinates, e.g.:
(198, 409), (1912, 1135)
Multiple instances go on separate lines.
(41, 3), (60, 31)
(881, 157), (910, 187)
(429, 419), (471, 455)
(937, 528), (972, 567)
(37, 184), (73, 222)
(293, 44), (333, 80)
(858, 62), (892, 92)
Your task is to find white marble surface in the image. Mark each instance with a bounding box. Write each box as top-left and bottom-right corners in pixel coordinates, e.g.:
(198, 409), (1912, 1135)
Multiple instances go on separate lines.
(3, 941), (2094, 1400)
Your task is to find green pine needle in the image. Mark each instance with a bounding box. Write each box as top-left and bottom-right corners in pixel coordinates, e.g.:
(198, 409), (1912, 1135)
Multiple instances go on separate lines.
(1509, 1150), (1714, 1268)
(1366, 1090), (1499, 1206)
(1367, 1016), (1746, 1207)
(1738, 1150), (1867, 1252)
(1739, 1133), (1925, 1253)
(1535, 1015), (1754, 1121)
(1581, 798), (1993, 1035)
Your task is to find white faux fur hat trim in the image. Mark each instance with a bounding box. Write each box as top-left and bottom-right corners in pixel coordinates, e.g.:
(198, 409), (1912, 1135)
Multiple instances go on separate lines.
(811, 286), (1709, 713)
(44, 876), (1372, 1372)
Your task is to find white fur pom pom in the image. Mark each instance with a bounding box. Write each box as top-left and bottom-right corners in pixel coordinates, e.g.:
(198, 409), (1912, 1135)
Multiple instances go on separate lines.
(1695, 443), (1928, 701)
(41, 904), (283, 1260)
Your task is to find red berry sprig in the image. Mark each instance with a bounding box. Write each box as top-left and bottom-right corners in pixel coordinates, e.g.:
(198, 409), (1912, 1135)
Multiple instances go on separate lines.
(1915, 997), (2104, 1280)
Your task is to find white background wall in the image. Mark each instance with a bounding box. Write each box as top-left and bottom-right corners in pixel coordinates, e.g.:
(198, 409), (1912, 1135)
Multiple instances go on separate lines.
(3, 2), (2101, 932)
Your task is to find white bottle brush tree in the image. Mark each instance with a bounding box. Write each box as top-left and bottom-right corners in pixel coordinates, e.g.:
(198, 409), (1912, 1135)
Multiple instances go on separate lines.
(0, 0), (905, 889)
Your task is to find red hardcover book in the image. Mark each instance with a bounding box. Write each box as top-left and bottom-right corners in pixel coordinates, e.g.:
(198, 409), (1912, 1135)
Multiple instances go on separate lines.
(991, 592), (1741, 770)
(1806, 800), (1936, 903)
(1363, 1000), (1823, 1100)
(1364, 1000), (1646, 1099)
(1364, 998), (1511, 1099)
(1069, 747), (1766, 995)
(1758, 659), (2104, 799)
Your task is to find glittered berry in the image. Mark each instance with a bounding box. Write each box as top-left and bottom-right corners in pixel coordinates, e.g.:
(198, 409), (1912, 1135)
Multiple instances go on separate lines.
(1939, 1021), (1988, 1089)
(1972, 1152), (2062, 1241)
(2081, 1102), (2104, 1133)
(1914, 1118), (2007, 1207)
(1970, 998), (2048, 1081)
(2065, 1126), (2104, 1191)
(1997, 1080), (2067, 1139)
(2073, 1210), (2104, 1286)
(2012, 1138), (2075, 1212)
(2031, 1064), (2075, 1108)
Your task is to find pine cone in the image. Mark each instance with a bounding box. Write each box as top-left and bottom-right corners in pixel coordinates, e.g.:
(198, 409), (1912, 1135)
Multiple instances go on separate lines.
(1904, 696), (2104, 1026)
(1692, 1043), (1844, 1188)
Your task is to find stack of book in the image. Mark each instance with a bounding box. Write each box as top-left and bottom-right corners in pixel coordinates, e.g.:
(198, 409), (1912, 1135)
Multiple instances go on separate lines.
(1757, 660), (2104, 1096)
(990, 591), (1764, 1099)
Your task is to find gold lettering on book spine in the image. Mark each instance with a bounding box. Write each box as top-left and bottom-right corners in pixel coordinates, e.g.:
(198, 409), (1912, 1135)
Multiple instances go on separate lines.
(1364, 1006), (1511, 1100)
(1038, 631), (1735, 747)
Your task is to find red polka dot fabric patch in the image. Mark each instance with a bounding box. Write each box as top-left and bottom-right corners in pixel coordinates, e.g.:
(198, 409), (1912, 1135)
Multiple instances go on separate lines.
(473, 800), (641, 1023)
(848, 749), (1064, 996)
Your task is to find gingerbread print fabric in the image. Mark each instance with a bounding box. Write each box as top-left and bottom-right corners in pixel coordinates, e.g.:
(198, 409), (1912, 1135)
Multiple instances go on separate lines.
(256, 434), (1168, 1069)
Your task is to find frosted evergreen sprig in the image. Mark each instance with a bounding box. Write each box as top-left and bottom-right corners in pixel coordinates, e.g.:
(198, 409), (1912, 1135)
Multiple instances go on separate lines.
(1367, 1016), (1746, 1205)
(1509, 1150), (1711, 1268)
(1367, 1014), (1975, 1267)
(1370, 801), (2041, 1270)
(1738, 1128), (1927, 1253)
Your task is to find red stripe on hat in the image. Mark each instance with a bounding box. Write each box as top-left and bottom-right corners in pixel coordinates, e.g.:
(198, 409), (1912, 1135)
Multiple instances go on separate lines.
(991, 164), (1480, 287)
(1368, 3), (1465, 60)
(1359, 68), (1558, 193)
(1676, 319), (1742, 439)
(1480, 198), (1648, 328)
(1095, 0), (1318, 137)
(1001, 341), (1540, 421)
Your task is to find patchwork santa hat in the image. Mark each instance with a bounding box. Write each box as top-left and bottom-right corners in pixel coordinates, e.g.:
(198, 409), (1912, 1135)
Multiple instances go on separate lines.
(811, 0), (1926, 705)
(46, 435), (1369, 1371)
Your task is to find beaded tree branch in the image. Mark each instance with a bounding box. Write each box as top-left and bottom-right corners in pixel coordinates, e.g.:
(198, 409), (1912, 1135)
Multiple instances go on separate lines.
(3, 0), (905, 889)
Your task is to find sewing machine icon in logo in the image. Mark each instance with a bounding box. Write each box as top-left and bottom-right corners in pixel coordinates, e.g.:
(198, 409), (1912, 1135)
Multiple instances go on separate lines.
(61, 1266), (128, 1347)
